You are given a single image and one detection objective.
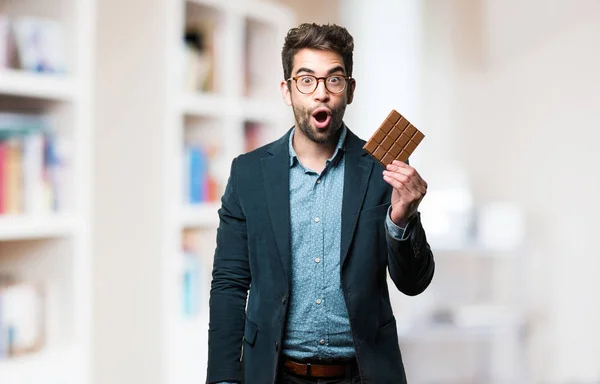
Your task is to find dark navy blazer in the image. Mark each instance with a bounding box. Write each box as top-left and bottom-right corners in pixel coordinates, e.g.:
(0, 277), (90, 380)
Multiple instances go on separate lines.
(207, 127), (435, 384)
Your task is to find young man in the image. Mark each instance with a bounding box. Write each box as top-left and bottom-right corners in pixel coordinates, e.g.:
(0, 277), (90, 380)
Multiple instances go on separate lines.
(207, 23), (435, 384)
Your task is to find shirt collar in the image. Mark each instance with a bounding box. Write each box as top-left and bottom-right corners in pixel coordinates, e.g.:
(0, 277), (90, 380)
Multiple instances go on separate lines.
(289, 124), (347, 168)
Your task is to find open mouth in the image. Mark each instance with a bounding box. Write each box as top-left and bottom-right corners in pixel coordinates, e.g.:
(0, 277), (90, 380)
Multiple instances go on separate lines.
(312, 108), (331, 129)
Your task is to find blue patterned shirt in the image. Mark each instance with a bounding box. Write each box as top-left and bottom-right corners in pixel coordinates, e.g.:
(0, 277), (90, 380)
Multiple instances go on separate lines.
(282, 126), (407, 360)
(283, 126), (354, 360)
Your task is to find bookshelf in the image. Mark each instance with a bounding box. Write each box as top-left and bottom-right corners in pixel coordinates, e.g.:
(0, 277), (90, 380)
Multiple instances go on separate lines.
(93, 0), (294, 383)
(0, 215), (77, 240)
(0, 0), (93, 383)
(165, 2), (295, 383)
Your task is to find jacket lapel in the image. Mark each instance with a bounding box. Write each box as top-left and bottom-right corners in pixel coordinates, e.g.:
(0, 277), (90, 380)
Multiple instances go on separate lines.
(261, 130), (292, 284)
(340, 129), (373, 268)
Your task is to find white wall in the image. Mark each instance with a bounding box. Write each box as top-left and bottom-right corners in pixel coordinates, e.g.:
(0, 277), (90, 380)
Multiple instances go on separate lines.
(458, 1), (600, 381)
(343, 0), (600, 382)
(93, 0), (168, 383)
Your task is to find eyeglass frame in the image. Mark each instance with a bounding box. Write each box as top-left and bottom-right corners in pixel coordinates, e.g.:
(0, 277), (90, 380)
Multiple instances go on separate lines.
(286, 74), (353, 95)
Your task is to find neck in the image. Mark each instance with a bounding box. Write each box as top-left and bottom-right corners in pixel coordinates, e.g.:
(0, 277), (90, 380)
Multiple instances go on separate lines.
(292, 127), (341, 172)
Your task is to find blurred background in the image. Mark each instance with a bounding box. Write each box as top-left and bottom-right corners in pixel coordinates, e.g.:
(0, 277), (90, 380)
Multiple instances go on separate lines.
(0, 0), (598, 383)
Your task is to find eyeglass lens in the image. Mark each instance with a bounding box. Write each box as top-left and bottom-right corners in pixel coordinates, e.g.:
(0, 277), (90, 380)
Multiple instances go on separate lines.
(296, 75), (347, 94)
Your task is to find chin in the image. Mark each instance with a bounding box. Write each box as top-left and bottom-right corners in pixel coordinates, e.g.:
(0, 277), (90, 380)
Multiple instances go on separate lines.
(309, 127), (335, 144)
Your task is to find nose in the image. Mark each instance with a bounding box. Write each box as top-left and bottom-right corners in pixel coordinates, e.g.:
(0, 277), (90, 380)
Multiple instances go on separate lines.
(312, 79), (330, 102)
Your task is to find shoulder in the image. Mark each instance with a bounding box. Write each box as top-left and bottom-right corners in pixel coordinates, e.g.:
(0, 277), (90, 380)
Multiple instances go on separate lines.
(235, 143), (271, 164)
(230, 128), (292, 171)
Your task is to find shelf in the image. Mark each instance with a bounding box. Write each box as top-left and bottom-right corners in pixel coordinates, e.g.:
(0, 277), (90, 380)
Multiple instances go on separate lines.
(0, 69), (78, 101)
(0, 214), (78, 241)
(180, 93), (288, 123)
(241, 98), (289, 123)
(0, 347), (78, 384)
(181, 203), (220, 228)
(179, 93), (229, 117)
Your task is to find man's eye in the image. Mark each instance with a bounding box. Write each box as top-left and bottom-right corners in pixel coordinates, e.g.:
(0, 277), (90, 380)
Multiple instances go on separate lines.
(328, 76), (341, 84)
(300, 77), (314, 84)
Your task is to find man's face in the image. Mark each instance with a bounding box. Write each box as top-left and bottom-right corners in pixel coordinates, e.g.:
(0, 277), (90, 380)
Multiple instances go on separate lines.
(280, 48), (356, 145)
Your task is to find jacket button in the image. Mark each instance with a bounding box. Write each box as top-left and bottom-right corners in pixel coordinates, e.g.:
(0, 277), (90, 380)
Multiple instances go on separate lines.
(275, 341), (279, 351)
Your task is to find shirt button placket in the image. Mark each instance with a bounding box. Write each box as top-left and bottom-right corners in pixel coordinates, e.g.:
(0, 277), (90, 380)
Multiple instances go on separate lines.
(314, 173), (326, 350)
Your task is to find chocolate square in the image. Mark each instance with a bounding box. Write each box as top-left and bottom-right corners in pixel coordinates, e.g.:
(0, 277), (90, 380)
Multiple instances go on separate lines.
(363, 109), (425, 167)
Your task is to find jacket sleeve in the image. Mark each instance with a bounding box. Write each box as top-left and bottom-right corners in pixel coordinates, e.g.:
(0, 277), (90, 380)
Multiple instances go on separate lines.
(206, 157), (250, 383)
(385, 211), (435, 296)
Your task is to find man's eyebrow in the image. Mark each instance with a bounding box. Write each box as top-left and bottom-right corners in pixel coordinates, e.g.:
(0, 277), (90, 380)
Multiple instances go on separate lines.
(327, 66), (346, 75)
(294, 66), (347, 76)
(294, 67), (315, 75)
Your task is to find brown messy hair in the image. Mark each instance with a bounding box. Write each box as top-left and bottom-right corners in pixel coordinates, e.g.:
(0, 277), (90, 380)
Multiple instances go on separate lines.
(281, 23), (354, 81)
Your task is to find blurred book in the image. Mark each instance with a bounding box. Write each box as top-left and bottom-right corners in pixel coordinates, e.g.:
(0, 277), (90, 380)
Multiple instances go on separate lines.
(183, 143), (219, 205)
(244, 121), (270, 153)
(10, 16), (67, 73)
(182, 241), (201, 317)
(0, 113), (69, 215)
(183, 19), (216, 92)
(0, 279), (46, 359)
(181, 229), (214, 318)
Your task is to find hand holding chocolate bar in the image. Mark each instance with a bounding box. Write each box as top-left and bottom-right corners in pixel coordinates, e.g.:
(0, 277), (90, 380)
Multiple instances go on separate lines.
(364, 109), (428, 226)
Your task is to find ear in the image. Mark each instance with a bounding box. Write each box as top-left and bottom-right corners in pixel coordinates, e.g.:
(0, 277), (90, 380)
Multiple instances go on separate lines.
(281, 80), (292, 106)
(346, 78), (356, 104)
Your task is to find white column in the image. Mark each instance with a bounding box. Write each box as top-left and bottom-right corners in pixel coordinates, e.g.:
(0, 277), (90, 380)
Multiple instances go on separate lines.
(340, 0), (468, 184)
(340, 0), (422, 137)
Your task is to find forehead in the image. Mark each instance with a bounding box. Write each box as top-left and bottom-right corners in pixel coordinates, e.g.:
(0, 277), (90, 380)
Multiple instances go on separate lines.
(292, 48), (346, 74)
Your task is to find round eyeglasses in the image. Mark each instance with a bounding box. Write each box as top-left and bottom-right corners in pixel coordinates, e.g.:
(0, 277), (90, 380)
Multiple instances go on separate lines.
(287, 74), (352, 94)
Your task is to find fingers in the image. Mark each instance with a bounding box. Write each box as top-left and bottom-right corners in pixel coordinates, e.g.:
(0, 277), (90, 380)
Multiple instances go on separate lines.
(384, 161), (427, 197)
(382, 172), (415, 200)
(383, 171), (424, 203)
(389, 161), (428, 189)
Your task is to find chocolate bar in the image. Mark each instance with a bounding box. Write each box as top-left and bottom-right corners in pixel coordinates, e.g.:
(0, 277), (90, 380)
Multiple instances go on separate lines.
(363, 109), (424, 167)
